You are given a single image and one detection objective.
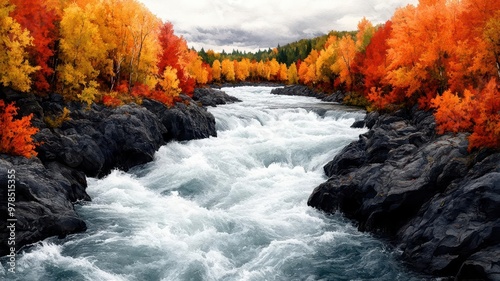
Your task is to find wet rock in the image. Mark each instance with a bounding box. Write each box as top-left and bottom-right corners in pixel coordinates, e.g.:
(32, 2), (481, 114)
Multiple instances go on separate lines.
(142, 98), (216, 141)
(192, 88), (241, 107)
(350, 120), (365, 128)
(0, 156), (88, 256)
(271, 85), (326, 99)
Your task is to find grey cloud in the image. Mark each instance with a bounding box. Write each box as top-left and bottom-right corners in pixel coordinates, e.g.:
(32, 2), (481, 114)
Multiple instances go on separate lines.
(140, 0), (418, 51)
(180, 27), (324, 51)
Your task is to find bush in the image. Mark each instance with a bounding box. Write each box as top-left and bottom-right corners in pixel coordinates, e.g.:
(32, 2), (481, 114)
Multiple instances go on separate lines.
(44, 107), (71, 128)
(0, 100), (39, 158)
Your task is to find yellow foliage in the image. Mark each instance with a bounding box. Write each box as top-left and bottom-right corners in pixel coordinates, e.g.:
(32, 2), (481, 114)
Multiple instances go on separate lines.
(45, 107), (71, 128)
(58, 3), (105, 99)
(159, 66), (181, 97)
(0, 0), (39, 92)
(212, 59), (221, 81)
(287, 63), (298, 84)
(78, 80), (99, 108)
(221, 59), (235, 81)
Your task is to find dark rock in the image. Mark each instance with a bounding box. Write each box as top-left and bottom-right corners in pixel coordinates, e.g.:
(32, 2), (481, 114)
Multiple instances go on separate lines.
(309, 108), (500, 279)
(323, 140), (367, 177)
(192, 88), (241, 107)
(364, 111), (380, 129)
(350, 120), (365, 128)
(36, 103), (167, 177)
(210, 81), (284, 88)
(0, 156), (88, 256)
(142, 98), (216, 141)
(271, 85), (326, 99)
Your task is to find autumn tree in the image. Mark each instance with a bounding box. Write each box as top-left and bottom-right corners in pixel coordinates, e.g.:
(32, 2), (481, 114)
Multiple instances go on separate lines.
(332, 35), (356, 90)
(298, 50), (318, 84)
(287, 63), (298, 84)
(158, 21), (195, 95)
(315, 36), (338, 84)
(361, 21), (394, 108)
(267, 58), (280, 81)
(384, 0), (455, 108)
(57, 3), (106, 104)
(0, 0), (39, 92)
(212, 59), (221, 81)
(126, 2), (160, 91)
(257, 61), (270, 80)
(0, 100), (38, 158)
(355, 17), (375, 53)
(278, 63), (288, 81)
(10, 0), (59, 92)
(235, 59), (250, 81)
(91, 0), (136, 91)
(221, 59), (235, 81)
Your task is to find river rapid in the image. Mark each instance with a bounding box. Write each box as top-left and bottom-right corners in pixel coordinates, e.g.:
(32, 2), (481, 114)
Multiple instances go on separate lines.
(2, 86), (424, 280)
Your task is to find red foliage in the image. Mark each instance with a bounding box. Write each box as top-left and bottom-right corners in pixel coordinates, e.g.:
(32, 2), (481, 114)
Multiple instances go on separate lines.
(361, 21), (392, 98)
(102, 94), (122, 107)
(131, 83), (150, 98)
(157, 22), (195, 96)
(10, 0), (59, 92)
(432, 79), (500, 150)
(0, 100), (39, 158)
(468, 79), (500, 150)
(130, 83), (175, 106)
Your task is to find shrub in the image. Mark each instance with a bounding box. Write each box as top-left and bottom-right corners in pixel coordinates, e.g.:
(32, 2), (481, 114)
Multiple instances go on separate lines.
(0, 100), (39, 158)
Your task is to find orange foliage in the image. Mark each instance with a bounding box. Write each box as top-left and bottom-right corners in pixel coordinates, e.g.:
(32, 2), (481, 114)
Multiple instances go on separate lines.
(102, 94), (123, 107)
(468, 79), (500, 150)
(431, 89), (475, 134)
(432, 79), (500, 150)
(0, 100), (39, 158)
(361, 21), (392, 98)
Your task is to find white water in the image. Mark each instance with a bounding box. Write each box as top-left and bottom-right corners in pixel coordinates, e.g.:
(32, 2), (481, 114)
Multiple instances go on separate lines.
(2, 87), (424, 280)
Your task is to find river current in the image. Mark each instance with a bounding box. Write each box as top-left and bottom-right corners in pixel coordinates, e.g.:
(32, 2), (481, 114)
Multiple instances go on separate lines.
(2, 86), (424, 280)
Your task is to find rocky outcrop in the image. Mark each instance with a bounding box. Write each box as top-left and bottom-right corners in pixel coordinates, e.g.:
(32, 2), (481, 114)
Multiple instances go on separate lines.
(210, 81), (284, 88)
(0, 156), (88, 256)
(270, 84), (346, 103)
(0, 88), (218, 256)
(308, 107), (500, 279)
(142, 97), (217, 141)
(192, 88), (241, 107)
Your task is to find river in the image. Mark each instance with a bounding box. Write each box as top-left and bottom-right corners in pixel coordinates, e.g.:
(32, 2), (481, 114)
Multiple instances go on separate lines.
(3, 86), (424, 280)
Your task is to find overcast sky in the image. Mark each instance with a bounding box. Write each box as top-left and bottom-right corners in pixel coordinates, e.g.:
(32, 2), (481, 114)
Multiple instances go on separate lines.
(138, 0), (418, 52)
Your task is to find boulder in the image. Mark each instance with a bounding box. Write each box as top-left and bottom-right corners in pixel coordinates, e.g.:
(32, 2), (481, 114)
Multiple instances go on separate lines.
(271, 85), (325, 98)
(192, 88), (241, 107)
(142, 98), (216, 141)
(0, 156), (88, 256)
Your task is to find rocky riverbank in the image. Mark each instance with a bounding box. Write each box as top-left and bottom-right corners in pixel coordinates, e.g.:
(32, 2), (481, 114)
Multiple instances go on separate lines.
(308, 107), (500, 280)
(272, 84), (500, 279)
(0, 87), (239, 256)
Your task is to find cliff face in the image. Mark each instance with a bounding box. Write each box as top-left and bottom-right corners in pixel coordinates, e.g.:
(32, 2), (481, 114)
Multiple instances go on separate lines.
(0, 88), (239, 256)
(308, 108), (500, 280)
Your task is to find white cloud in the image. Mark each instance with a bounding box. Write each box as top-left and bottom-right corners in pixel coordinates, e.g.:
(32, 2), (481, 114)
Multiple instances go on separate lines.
(138, 0), (418, 52)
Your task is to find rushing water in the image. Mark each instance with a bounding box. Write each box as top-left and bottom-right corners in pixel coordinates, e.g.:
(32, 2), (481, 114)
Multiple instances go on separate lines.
(2, 87), (425, 281)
